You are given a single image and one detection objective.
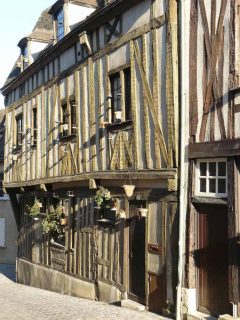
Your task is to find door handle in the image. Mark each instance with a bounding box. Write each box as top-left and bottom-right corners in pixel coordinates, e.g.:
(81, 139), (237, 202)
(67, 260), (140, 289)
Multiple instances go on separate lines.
(130, 252), (134, 258)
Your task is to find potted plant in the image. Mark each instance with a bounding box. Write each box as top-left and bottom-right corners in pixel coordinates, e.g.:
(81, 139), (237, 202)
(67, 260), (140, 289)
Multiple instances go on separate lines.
(55, 203), (67, 226)
(29, 199), (42, 220)
(94, 187), (118, 223)
(94, 186), (112, 209)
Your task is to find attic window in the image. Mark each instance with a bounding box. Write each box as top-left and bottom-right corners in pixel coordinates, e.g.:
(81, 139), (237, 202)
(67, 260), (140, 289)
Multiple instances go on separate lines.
(56, 8), (64, 41)
(21, 46), (29, 70)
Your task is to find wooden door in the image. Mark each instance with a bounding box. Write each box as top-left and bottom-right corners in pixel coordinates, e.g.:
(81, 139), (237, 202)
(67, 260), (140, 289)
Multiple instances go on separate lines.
(197, 204), (231, 316)
(128, 202), (146, 302)
(147, 202), (167, 314)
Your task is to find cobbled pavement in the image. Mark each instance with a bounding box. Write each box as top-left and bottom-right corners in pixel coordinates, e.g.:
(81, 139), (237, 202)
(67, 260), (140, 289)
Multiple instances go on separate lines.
(0, 274), (169, 320)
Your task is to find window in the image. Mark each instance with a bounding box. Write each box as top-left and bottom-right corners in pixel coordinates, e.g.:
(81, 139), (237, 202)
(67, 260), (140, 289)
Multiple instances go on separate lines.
(61, 100), (76, 137)
(0, 218), (5, 247)
(56, 8), (64, 41)
(22, 45), (29, 70)
(32, 108), (37, 146)
(196, 159), (227, 197)
(70, 101), (77, 135)
(19, 84), (25, 98)
(16, 115), (23, 148)
(110, 68), (131, 123)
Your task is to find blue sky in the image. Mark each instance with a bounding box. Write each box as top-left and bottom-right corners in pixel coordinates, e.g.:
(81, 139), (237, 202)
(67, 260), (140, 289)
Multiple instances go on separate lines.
(0, 0), (54, 107)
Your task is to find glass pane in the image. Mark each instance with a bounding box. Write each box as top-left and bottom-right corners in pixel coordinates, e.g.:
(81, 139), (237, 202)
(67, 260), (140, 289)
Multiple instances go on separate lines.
(209, 178), (216, 193)
(209, 162), (216, 176)
(218, 162), (226, 176)
(200, 162), (207, 176)
(200, 179), (206, 192)
(218, 179), (226, 194)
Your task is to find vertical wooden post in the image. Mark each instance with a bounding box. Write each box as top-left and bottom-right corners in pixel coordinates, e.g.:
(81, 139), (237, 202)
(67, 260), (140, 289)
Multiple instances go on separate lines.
(130, 40), (138, 169)
(228, 159), (239, 307)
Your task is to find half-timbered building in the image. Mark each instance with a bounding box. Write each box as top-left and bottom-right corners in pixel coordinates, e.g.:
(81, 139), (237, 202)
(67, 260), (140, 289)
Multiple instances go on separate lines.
(1, 0), (179, 316)
(181, 0), (240, 318)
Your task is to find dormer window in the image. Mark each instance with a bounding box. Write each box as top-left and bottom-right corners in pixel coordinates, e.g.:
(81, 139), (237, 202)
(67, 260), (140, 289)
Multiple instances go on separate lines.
(21, 45), (29, 70)
(56, 8), (64, 41)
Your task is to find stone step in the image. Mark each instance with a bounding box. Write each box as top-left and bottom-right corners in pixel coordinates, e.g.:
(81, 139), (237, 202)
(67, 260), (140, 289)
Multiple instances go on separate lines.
(187, 311), (217, 320)
(121, 299), (145, 312)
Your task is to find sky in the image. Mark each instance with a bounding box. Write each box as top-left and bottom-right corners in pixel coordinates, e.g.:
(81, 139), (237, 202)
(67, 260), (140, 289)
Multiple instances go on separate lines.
(0, 0), (54, 108)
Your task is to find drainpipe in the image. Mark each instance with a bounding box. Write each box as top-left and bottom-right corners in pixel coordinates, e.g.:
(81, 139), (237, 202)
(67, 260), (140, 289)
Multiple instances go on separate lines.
(176, 0), (189, 319)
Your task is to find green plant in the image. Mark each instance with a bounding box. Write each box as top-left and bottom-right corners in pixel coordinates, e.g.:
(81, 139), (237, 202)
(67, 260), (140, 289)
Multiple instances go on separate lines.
(29, 199), (41, 218)
(42, 217), (61, 234)
(41, 202), (65, 237)
(55, 204), (65, 217)
(94, 187), (112, 208)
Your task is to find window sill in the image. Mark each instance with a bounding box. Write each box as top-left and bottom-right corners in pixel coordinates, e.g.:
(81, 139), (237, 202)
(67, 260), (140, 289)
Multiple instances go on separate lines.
(59, 134), (77, 144)
(192, 196), (227, 206)
(106, 120), (133, 132)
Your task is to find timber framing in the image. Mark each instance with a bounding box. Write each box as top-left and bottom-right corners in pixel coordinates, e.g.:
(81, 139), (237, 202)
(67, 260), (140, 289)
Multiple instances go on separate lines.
(2, 0), (165, 95)
(4, 169), (177, 189)
(4, 16), (165, 113)
(3, 0), (179, 316)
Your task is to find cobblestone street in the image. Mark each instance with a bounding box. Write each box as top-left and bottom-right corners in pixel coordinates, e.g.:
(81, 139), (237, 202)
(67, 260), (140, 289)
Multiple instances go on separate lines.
(0, 274), (168, 320)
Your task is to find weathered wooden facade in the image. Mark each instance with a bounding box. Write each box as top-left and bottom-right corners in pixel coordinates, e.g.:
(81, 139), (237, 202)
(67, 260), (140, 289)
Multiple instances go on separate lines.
(2, 0), (179, 316)
(182, 0), (240, 318)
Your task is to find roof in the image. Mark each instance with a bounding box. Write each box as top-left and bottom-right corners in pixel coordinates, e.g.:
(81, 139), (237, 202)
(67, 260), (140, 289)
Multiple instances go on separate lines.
(2, 0), (141, 95)
(4, 56), (21, 87)
(49, 0), (97, 15)
(33, 7), (53, 31)
(5, 8), (53, 88)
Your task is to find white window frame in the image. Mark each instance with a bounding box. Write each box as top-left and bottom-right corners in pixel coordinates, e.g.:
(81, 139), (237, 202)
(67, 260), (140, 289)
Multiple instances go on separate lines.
(195, 158), (227, 198)
(0, 218), (5, 247)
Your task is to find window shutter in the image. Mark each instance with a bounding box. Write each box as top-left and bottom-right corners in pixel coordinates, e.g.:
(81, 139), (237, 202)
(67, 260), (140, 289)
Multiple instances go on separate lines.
(0, 218), (5, 247)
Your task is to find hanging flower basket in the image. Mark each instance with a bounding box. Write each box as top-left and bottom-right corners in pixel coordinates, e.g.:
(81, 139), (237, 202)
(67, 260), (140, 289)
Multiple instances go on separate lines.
(122, 184), (135, 198)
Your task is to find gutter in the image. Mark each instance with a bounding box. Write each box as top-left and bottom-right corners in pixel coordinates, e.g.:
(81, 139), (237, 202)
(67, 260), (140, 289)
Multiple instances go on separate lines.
(176, 0), (189, 319)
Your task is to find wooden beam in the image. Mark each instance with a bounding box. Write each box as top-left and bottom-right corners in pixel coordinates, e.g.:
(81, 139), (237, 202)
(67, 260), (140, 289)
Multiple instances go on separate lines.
(142, 34), (151, 169)
(199, 0), (228, 141)
(227, 159), (239, 304)
(133, 40), (168, 165)
(188, 139), (240, 159)
(130, 41), (139, 169)
(189, 0), (198, 140)
(4, 169), (177, 189)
